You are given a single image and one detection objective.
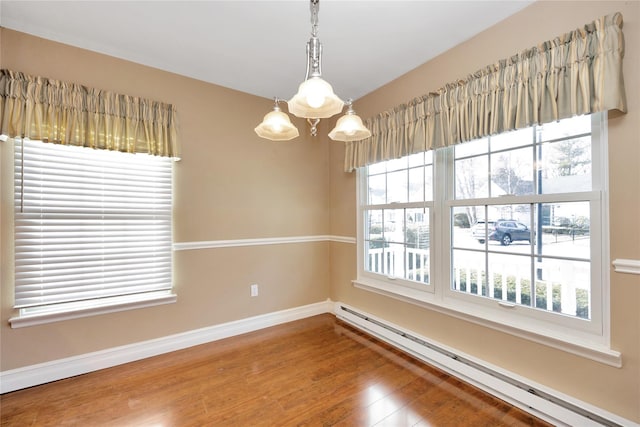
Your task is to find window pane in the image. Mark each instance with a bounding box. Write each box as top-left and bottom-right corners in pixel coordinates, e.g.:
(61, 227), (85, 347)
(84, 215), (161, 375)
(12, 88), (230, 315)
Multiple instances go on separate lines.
(408, 167), (424, 203)
(366, 240), (387, 276)
(539, 114), (591, 142)
(406, 208), (431, 284)
(367, 173), (385, 205)
(386, 243), (405, 278)
(424, 165), (433, 201)
(408, 152), (424, 167)
(406, 208), (429, 249)
(365, 209), (385, 274)
(452, 249), (486, 296)
(365, 209), (383, 241)
(384, 209), (405, 244)
(484, 205), (533, 254)
(537, 202), (590, 259)
(490, 127), (534, 152)
(490, 147), (534, 196)
(424, 150), (433, 165)
(455, 138), (488, 158)
(534, 258), (590, 319)
(387, 169), (408, 203)
(386, 157), (407, 172)
(455, 155), (488, 199)
(540, 136), (592, 194)
(368, 162), (386, 175)
(452, 206), (478, 250)
(488, 253), (532, 306)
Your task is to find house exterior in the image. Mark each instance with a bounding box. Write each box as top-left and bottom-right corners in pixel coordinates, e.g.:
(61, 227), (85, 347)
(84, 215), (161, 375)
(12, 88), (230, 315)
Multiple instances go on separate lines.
(1, 1), (638, 424)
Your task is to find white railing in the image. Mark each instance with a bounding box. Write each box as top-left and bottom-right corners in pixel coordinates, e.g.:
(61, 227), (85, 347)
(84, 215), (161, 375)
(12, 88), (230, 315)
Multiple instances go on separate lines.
(367, 247), (429, 283)
(453, 260), (590, 318)
(367, 246), (589, 318)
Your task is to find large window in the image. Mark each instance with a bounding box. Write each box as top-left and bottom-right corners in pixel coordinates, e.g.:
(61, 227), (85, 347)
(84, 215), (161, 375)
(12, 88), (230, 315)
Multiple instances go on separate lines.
(11, 139), (175, 326)
(357, 113), (609, 348)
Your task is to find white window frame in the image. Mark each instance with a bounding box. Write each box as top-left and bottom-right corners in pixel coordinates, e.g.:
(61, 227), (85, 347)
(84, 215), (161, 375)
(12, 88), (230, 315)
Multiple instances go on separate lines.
(358, 153), (435, 294)
(354, 113), (620, 366)
(8, 138), (177, 328)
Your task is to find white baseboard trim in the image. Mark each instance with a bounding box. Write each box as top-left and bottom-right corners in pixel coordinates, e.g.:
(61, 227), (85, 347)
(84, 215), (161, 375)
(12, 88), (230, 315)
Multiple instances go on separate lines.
(0, 300), (333, 394)
(4, 298), (636, 426)
(334, 302), (637, 427)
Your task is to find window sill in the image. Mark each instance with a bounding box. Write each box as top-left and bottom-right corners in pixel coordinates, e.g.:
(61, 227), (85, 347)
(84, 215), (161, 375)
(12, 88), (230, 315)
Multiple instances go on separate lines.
(9, 294), (177, 328)
(352, 278), (622, 367)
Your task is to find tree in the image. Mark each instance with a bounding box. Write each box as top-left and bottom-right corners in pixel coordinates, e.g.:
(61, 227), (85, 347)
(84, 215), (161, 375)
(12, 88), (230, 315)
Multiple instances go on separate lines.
(550, 138), (590, 177)
(493, 153), (530, 196)
(455, 157), (486, 226)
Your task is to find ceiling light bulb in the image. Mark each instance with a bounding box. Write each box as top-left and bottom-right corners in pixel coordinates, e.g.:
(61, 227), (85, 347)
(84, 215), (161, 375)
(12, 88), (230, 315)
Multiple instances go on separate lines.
(328, 102), (371, 142)
(255, 104), (299, 141)
(306, 92), (325, 109)
(302, 78), (328, 108)
(340, 116), (359, 135)
(288, 77), (343, 119)
(266, 114), (287, 131)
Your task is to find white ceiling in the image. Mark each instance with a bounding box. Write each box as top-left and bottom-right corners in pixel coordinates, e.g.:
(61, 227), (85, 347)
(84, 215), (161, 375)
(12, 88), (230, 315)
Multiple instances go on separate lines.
(0, 0), (533, 101)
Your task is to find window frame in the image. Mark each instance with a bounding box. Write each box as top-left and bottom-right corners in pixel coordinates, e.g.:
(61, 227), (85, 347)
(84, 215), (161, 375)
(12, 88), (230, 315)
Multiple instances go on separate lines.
(8, 138), (177, 328)
(358, 152), (435, 294)
(354, 113), (618, 365)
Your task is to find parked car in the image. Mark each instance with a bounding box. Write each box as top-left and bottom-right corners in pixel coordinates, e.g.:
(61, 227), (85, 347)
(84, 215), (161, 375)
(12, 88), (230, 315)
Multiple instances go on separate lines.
(486, 220), (531, 246)
(471, 220), (495, 243)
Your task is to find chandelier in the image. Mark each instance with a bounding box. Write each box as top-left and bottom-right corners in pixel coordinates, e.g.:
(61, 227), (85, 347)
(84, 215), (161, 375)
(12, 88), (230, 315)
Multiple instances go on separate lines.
(255, 0), (371, 142)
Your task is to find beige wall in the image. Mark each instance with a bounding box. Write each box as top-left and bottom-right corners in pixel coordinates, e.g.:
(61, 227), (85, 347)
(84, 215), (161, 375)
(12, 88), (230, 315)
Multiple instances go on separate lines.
(0, 29), (331, 368)
(330, 1), (640, 422)
(1, 0), (639, 423)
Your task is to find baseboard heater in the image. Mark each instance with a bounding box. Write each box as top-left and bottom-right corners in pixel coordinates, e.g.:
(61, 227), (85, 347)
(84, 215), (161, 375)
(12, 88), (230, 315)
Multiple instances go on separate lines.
(336, 304), (625, 427)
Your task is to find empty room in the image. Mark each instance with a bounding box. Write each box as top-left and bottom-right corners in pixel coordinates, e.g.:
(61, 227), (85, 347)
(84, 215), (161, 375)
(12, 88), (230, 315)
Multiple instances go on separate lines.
(1, 1), (638, 425)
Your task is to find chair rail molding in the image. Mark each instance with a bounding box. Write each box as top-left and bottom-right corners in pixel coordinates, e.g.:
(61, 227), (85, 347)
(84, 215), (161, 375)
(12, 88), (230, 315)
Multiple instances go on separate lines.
(173, 235), (355, 251)
(612, 259), (640, 275)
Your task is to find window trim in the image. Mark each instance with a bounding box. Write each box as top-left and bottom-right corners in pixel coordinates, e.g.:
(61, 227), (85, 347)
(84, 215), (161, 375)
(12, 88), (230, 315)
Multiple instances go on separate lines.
(354, 113), (618, 366)
(8, 293), (177, 328)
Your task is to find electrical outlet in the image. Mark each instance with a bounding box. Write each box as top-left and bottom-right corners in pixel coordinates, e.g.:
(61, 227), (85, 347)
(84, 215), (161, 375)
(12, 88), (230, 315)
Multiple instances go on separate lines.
(250, 284), (259, 297)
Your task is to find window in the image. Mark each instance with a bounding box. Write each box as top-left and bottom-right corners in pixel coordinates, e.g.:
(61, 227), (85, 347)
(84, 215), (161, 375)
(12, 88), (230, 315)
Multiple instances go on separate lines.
(11, 139), (175, 327)
(362, 152), (433, 289)
(357, 113), (610, 351)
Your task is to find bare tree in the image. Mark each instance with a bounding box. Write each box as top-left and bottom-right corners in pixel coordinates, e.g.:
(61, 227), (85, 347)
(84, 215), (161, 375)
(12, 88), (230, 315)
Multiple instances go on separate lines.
(455, 157), (486, 225)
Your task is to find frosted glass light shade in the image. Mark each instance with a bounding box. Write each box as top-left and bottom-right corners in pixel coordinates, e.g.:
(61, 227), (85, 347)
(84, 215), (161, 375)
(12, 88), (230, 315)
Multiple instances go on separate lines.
(288, 77), (344, 119)
(329, 112), (371, 142)
(254, 109), (299, 141)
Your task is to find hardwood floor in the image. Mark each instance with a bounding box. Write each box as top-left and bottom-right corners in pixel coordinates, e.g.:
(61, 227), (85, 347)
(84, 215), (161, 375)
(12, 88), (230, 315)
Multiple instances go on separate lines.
(0, 314), (552, 426)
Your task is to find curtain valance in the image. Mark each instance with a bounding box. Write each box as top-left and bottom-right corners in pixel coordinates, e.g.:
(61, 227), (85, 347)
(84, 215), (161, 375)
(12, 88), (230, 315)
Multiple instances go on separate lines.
(0, 69), (179, 158)
(344, 12), (626, 172)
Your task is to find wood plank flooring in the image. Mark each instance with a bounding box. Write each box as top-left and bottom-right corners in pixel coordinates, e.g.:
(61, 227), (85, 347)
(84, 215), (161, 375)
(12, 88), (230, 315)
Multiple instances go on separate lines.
(0, 314), (552, 426)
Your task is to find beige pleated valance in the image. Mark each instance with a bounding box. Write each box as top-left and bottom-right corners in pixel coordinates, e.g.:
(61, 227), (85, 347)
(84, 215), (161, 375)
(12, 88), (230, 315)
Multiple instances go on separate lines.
(345, 12), (627, 172)
(0, 69), (179, 158)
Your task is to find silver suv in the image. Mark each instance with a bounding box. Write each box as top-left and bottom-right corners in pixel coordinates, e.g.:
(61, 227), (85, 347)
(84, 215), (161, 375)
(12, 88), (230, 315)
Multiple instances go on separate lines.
(471, 220), (495, 243)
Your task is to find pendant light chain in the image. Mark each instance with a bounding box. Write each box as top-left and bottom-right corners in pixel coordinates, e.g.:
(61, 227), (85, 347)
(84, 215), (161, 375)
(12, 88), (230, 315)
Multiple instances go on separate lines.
(310, 0), (319, 37)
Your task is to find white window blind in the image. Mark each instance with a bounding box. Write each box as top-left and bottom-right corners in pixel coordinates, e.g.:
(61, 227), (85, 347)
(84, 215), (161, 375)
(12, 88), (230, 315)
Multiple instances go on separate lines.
(14, 139), (173, 314)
